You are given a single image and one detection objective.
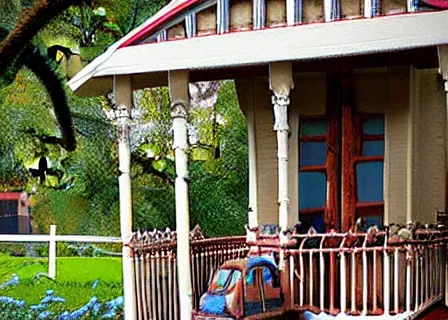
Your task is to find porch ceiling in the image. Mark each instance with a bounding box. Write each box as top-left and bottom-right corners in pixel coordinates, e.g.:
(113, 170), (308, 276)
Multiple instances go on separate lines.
(69, 10), (448, 97)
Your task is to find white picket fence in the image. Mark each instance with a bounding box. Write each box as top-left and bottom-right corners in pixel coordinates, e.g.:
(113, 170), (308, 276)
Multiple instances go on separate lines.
(0, 225), (122, 279)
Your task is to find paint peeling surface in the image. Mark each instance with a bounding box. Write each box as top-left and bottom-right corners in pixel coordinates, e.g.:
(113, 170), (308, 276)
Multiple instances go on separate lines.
(304, 311), (410, 320)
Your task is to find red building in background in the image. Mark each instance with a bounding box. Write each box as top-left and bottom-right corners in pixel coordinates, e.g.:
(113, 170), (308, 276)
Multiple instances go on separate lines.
(0, 192), (30, 234)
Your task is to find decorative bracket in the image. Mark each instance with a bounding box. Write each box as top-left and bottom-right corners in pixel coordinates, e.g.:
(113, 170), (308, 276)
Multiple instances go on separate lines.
(272, 92), (290, 132)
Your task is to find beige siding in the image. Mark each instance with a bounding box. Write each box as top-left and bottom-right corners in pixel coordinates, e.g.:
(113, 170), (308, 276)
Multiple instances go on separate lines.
(412, 69), (446, 223)
(254, 78), (279, 225)
(356, 67), (411, 225)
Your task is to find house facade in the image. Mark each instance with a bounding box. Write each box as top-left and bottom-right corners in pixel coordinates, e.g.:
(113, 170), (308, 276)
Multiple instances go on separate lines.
(238, 66), (446, 231)
(68, 0), (448, 318)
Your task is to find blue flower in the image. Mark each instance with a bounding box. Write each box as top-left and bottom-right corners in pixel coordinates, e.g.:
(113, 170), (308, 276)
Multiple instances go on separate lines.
(57, 311), (71, 320)
(92, 280), (99, 289)
(38, 311), (52, 319)
(0, 274), (19, 289)
(102, 310), (117, 319)
(46, 290), (54, 296)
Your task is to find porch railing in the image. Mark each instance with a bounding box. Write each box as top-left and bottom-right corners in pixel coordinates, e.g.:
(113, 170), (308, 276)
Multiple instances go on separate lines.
(127, 227), (248, 320)
(283, 226), (447, 318)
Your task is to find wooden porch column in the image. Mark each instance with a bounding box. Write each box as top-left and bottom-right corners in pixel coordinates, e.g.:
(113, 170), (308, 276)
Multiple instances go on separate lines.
(169, 70), (193, 320)
(270, 62), (294, 236)
(113, 75), (137, 320)
(270, 62), (294, 310)
(439, 45), (448, 214)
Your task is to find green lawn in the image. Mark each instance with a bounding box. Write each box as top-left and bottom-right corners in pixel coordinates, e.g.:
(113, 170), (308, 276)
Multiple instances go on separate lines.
(0, 256), (122, 313)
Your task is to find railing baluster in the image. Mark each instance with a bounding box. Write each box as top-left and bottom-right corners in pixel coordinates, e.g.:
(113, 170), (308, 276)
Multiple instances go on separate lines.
(156, 251), (162, 320)
(320, 237), (325, 311)
(394, 247), (399, 314)
(415, 249), (419, 312)
(309, 251), (314, 306)
(299, 250), (304, 306)
(134, 252), (142, 320)
(290, 254), (295, 307)
(163, 252), (168, 320)
(384, 248), (390, 315)
(151, 253), (157, 320)
(351, 251), (356, 314)
(340, 251), (346, 314)
(329, 251), (335, 313)
(362, 243), (368, 315)
(406, 247), (411, 314)
(373, 249), (378, 313)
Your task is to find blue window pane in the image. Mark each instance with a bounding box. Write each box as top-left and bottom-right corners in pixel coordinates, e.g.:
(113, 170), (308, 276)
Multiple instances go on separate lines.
(300, 119), (327, 137)
(299, 172), (327, 210)
(300, 213), (325, 233)
(300, 142), (327, 166)
(364, 215), (383, 228)
(363, 141), (384, 156)
(363, 118), (384, 135)
(356, 162), (384, 202)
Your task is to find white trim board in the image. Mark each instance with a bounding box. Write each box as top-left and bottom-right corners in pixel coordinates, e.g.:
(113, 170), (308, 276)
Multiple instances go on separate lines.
(69, 10), (448, 96)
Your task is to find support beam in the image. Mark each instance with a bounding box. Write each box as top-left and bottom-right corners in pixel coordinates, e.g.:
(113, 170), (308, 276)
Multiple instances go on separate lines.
(113, 75), (137, 320)
(169, 70), (192, 320)
(235, 79), (259, 229)
(270, 62), (294, 236)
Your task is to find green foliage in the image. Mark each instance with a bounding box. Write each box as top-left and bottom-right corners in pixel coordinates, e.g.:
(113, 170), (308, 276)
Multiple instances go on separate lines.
(0, 1), (249, 238)
(189, 82), (249, 237)
(0, 256), (122, 312)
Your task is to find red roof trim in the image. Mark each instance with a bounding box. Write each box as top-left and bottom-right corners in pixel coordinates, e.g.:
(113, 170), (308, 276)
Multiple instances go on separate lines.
(0, 193), (22, 201)
(119, 0), (202, 48)
(422, 0), (448, 8)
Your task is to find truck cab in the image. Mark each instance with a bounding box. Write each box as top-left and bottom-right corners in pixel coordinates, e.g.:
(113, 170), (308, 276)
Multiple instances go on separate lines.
(193, 255), (298, 320)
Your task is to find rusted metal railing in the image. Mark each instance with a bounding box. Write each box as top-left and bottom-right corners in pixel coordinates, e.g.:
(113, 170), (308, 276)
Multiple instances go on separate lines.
(127, 226), (248, 320)
(284, 226), (448, 318)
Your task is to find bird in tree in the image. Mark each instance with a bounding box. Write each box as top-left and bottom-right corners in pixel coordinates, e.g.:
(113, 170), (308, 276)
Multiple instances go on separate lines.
(0, 0), (93, 152)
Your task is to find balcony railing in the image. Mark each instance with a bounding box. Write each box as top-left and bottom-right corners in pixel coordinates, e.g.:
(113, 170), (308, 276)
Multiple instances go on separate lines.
(127, 227), (248, 320)
(128, 224), (447, 319)
(261, 226), (448, 318)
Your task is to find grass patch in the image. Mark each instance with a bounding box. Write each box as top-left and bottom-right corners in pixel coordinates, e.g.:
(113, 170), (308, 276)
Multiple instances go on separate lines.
(0, 256), (122, 313)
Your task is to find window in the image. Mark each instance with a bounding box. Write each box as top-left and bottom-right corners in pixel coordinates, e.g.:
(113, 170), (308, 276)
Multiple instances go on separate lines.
(0, 200), (18, 218)
(298, 74), (385, 232)
(355, 116), (385, 228)
(299, 119), (328, 233)
(245, 267), (263, 316)
(209, 269), (241, 293)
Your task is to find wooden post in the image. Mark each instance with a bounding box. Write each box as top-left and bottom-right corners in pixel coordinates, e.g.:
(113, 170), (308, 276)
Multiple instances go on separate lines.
(114, 75), (137, 320)
(246, 81), (259, 230)
(169, 70), (193, 320)
(269, 62), (294, 237)
(48, 224), (56, 279)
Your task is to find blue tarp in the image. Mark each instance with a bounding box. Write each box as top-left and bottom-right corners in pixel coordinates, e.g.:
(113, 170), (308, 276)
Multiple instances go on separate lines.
(200, 294), (226, 315)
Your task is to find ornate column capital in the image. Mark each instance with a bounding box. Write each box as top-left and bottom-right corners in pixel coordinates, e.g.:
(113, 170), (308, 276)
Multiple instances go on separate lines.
(105, 107), (132, 125)
(171, 100), (188, 119)
(272, 92), (290, 132)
